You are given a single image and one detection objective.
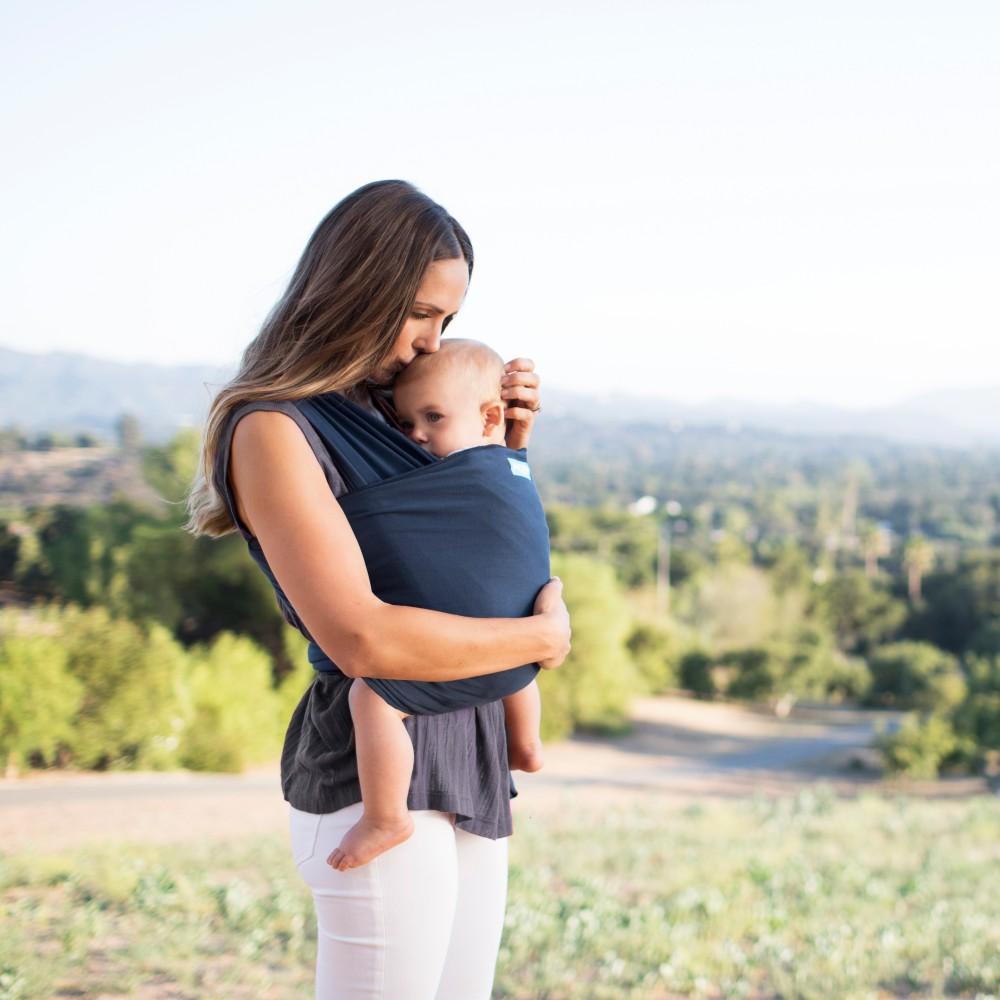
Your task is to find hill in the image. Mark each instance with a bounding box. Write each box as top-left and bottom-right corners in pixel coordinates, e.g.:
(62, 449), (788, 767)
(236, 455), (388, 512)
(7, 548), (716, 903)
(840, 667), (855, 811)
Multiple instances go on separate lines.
(3, 345), (999, 448)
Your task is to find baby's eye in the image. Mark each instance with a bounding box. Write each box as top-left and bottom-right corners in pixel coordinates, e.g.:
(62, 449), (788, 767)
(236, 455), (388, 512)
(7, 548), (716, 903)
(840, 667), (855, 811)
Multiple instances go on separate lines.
(426, 412), (444, 423)
(399, 420), (414, 431)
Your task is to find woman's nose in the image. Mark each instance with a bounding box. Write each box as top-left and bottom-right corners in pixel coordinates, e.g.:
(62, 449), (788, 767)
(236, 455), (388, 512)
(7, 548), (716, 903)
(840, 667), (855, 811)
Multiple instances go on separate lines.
(413, 326), (442, 354)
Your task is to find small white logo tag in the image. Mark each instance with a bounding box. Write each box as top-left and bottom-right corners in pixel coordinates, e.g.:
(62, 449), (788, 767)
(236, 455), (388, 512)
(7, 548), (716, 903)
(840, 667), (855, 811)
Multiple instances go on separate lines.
(507, 457), (532, 479)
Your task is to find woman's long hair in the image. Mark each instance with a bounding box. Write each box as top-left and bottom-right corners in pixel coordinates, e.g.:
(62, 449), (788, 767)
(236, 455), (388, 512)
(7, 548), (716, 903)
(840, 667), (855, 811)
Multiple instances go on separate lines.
(185, 179), (473, 538)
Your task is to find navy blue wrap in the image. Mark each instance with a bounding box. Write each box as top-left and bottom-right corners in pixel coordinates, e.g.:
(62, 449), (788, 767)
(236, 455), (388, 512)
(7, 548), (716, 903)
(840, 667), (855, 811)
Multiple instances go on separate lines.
(295, 391), (550, 716)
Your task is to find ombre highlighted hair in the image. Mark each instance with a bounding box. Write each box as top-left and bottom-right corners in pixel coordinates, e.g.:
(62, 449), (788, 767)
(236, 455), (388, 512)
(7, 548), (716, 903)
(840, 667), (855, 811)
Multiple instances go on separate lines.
(184, 179), (473, 538)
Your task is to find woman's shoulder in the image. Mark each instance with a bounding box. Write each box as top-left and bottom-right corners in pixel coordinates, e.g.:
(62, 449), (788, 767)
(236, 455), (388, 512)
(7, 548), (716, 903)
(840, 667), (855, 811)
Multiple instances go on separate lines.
(214, 398), (348, 541)
(224, 399), (315, 451)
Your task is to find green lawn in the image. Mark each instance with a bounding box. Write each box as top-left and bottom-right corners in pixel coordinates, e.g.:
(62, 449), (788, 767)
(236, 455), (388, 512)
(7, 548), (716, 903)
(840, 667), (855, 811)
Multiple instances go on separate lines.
(1, 785), (997, 999)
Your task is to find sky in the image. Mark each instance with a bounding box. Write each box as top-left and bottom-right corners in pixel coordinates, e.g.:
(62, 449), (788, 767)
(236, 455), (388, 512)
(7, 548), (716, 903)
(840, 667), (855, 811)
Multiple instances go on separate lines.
(2, 1), (998, 409)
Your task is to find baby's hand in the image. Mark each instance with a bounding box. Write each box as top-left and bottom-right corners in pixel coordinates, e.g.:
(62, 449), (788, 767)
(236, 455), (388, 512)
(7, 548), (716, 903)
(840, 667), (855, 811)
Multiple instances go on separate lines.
(502, 358), (541, 450)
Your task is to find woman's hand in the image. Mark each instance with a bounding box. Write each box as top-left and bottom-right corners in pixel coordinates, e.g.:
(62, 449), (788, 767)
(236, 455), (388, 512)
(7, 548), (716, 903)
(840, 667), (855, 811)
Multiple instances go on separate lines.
(532, 577), (571, 670)
(502, 357), (541, 451)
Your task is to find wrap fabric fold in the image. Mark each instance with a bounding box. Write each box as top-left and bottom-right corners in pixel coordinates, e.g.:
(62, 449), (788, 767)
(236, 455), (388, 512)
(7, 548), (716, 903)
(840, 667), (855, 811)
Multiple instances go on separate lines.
(296, 391), (550, 716)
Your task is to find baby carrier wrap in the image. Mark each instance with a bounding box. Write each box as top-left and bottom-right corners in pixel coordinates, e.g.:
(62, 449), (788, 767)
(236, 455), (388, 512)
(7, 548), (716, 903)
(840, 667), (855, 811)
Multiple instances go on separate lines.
(296, 391), (550, 715)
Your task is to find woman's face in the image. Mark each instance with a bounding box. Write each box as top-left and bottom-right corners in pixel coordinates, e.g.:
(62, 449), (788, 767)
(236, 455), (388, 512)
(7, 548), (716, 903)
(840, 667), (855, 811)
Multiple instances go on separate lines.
(370, 256), (469, 385)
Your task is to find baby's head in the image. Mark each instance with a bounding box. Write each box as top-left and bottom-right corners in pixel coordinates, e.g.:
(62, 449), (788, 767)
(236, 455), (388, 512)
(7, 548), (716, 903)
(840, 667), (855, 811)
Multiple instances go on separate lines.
(392, 338), (507, 458)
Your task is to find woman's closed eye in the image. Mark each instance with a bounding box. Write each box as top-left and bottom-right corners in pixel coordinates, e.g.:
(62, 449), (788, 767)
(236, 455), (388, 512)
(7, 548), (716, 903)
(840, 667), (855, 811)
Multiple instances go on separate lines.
(411, 311), (455, 329)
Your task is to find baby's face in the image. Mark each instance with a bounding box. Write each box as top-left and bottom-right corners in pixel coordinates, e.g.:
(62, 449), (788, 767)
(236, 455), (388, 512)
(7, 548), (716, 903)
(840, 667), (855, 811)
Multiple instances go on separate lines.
(393, 373), (488, 458)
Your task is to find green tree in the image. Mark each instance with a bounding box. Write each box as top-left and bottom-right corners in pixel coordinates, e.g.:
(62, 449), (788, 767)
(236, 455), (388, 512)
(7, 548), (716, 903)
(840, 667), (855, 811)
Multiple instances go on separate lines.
(858, 519), (891, 579)
(908, 551), (1000, 654)
(678, 649), (715, 698)
(0, 614), (84, 774)
(811, 570), (907, 655)
(537, 553), (641, 741)
(864, 641), (967, 713)
(687, 563), (777, 651)
(122, 523), (288, 663)
(764, 542), (812, 596)
(902, 535), (935, 603)
(721, 647), (780, 700)
(625, 621), (677, 694)
(141, 427), (202, 507)
(177, 632), (284, 772)
(875, 713), (963, 779)
(949, 653), (1000, 773)
(54, 604), (191, 769)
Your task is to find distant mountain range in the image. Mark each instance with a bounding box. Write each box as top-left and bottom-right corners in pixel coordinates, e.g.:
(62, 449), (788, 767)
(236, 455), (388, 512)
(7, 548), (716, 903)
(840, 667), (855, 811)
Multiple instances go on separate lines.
(0, 347), (233, 443)
(2, 345), (999, 448)
(541, 385), (1000, 449)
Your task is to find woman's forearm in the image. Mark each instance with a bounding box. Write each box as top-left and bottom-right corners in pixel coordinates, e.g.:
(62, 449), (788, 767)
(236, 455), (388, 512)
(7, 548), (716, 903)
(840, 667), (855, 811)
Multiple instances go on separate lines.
(343, 600), (560, 682)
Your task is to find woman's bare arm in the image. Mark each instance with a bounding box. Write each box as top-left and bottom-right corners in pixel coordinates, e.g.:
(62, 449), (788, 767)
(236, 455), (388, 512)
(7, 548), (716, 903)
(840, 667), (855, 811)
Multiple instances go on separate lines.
(229, 410), (570, 682)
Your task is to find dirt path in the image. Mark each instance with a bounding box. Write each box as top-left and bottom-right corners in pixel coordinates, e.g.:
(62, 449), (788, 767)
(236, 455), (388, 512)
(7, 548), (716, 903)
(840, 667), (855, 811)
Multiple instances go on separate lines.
(1, 695), (990, 853)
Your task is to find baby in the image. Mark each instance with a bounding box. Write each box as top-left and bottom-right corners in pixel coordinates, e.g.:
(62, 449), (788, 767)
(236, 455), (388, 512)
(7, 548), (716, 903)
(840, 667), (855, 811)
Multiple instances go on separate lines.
(326, 338), (546, 871)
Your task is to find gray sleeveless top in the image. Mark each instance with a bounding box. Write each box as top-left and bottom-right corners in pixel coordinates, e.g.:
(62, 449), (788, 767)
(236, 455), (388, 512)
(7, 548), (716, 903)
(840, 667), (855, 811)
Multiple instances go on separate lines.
(214, 389), (518, 839)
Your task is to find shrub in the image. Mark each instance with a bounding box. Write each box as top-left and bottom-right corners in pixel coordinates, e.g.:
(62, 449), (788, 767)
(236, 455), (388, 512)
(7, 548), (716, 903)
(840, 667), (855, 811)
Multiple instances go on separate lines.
(0, 613), (84, 772)
(864, 641), (967, 713)
(874, 713), (965, 779)
(536, 553), (640, 741)
(950, 692), (1000, 772)
(811, 570), (906, 654)
(53, 604), (191, 770)
(679, 650), (715, 698)
(689, 563), (777, 651)
(625, 622), (677, 694)
(723, 647), (780, 700)
(781, 626), (872, 702)
(177, 632), (284, 772)
(865, 642), (966, 712)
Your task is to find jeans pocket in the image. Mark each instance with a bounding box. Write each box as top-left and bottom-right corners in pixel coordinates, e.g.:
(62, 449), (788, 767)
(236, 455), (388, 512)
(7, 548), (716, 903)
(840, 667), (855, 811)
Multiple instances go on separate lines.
(289, 807), (323, 867)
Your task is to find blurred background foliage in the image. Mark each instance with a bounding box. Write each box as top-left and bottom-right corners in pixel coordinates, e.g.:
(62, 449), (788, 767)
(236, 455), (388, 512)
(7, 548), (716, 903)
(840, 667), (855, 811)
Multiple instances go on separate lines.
(1, 419), (999, 780)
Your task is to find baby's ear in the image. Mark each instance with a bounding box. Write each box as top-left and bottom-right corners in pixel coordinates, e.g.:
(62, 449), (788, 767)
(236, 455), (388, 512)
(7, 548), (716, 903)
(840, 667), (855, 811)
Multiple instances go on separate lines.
(483, 400), (505, 433)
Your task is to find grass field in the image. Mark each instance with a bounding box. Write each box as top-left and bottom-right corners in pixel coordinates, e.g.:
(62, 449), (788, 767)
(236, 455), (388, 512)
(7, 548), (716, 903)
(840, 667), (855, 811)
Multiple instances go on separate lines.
(1, 785), (997, 999)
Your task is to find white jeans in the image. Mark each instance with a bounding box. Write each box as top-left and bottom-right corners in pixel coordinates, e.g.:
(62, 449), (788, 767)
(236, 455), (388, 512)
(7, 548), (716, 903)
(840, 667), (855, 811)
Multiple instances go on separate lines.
(289, 800), (510, 999)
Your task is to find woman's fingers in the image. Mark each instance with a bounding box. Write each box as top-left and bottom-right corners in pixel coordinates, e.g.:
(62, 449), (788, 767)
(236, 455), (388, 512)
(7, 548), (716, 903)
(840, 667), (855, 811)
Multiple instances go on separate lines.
(502, 369), (540, 397)
(533, 578), (571, 670)
(533, 576), (563, 612)
(504, 356), (536, 375)
(503, 358), (542, 449)
(502, 385), (540, 408)
(503, 404), (538, 423)
(502, 369), (540, 388)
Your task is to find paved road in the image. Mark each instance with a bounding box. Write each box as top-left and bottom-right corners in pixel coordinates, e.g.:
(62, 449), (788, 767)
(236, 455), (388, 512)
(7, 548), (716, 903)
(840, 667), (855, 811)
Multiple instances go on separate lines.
(0, 695), (989, 851)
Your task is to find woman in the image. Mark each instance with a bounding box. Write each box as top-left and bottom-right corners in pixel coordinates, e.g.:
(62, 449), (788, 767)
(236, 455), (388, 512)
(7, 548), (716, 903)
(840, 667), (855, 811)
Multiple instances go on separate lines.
(185, 179), (571, 1000)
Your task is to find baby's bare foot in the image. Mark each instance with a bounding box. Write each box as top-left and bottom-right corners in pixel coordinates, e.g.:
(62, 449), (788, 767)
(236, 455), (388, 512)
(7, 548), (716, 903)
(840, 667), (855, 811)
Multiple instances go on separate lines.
(326, 813), (415, 871)
(508, 743), (544, 772)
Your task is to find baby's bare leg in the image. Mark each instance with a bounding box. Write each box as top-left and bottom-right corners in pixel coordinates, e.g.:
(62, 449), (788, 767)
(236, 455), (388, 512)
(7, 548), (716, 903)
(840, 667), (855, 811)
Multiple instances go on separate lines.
(326, 678), (416, 871)
(502, 679), (544, 772)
